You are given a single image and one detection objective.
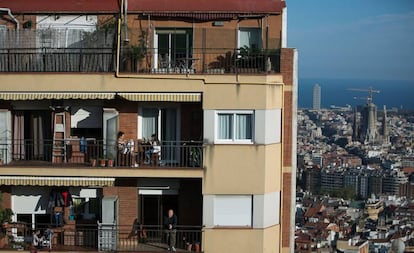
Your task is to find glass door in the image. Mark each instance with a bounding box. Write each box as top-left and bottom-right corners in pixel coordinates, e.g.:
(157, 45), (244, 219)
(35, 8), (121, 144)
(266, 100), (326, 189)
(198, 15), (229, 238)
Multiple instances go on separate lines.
(154, 29), (192, 71)
(0, 110), (11, 164)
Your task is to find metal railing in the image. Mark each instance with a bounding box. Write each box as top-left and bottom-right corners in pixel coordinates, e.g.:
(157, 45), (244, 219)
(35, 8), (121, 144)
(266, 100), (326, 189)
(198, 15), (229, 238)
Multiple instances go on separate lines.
(0, 139), (203, 169)
(110, 47), (280, 74)
(4, 223), (202, 252)
(0, 47), (280, 74)
(0, 48), (115, 72)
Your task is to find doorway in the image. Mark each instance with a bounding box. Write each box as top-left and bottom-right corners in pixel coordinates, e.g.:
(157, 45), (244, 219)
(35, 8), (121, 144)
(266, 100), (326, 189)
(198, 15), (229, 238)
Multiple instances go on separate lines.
(140, 194), (178, 226)
(13, 111), (52, 161)
(154, 28), (193, 70)
(139, 106), (180, 165)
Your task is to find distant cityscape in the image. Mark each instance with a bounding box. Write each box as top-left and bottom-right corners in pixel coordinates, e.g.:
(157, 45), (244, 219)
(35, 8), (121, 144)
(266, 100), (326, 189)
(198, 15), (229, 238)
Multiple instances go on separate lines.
(295, 83), (414, 252)
(299, 78), (414, 111)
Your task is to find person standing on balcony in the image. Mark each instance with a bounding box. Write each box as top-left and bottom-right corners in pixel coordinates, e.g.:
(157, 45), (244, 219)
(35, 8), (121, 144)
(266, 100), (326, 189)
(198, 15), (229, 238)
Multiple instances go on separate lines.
(164, 209), (177, 252)
(117, 131), (127, 166)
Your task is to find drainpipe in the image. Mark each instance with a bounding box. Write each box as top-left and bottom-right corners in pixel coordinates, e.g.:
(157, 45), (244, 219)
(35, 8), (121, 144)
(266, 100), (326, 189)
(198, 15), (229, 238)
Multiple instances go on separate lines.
(0, 8), (19, 30)
(124, 0), (128, 42)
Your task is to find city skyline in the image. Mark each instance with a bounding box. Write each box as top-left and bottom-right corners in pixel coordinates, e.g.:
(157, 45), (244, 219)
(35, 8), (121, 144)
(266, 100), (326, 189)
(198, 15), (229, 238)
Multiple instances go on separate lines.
(288, 0), (414, 81)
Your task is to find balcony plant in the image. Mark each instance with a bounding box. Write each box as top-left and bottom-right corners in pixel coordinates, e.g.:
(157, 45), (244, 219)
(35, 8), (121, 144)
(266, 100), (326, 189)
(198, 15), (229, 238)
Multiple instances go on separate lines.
(90, 157), (97, 167)
(236, 45), (265, 72)
(0, 193), (13, 248)
(99, 158), (107, 167)
(123, 31), (148, 72)
(107, 155), (114, 167)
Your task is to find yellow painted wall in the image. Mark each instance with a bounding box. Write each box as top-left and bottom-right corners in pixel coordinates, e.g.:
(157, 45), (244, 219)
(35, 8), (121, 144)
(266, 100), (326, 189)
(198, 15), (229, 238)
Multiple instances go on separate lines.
(203, 225), (280, 253)
(203, 144), (281, 194)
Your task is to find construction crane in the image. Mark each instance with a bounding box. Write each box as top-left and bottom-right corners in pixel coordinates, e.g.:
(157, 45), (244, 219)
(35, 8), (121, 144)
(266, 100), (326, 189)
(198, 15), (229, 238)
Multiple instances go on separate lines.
(348, 87), (380, 104)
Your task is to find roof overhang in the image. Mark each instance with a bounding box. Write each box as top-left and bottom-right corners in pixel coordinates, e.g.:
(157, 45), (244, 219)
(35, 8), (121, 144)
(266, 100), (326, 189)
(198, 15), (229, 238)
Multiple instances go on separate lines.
(118, 92), (201, 102)
(0, 176), (115, 187)
(0, 92), (116, 100)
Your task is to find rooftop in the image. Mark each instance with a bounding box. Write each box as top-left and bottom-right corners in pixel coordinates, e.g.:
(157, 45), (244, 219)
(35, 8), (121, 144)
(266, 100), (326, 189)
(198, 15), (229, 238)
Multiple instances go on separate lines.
(0, 0), (285, 14)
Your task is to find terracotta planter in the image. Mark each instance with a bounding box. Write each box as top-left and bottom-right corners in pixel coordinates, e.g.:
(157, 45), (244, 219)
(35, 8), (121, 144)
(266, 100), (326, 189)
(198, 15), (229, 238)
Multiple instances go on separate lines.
(90, 159), (97, 167)
(99, 159), (106, 167)
(0, 236), (8, 249)
(107, 159), (114, 167)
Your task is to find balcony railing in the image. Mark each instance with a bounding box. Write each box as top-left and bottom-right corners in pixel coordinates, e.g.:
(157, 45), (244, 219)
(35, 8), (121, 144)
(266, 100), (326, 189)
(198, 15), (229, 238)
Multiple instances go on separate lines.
(0, 48), (115, 72)
(0, 139), (203, 169)
(121, 47), (280, 74)
(0, 47), (280, 74)
(4, 223), (202, 252)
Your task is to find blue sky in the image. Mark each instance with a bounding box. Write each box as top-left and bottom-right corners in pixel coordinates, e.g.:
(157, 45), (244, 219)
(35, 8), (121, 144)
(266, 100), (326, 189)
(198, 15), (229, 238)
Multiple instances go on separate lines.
(287, 0), (414, 81)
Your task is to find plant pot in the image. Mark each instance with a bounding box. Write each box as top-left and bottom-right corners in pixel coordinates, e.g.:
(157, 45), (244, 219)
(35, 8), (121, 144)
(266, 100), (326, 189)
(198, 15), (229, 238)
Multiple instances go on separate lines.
(90, 159), (97, 167)
(99, 159), (106, 167)
(107, 159), (114, 167)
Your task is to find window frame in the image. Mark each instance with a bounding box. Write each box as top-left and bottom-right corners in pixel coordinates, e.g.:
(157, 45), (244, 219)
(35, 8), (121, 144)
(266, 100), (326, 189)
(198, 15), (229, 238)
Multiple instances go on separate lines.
(213, 195), (253, 228)
(214, 110), (254, 144)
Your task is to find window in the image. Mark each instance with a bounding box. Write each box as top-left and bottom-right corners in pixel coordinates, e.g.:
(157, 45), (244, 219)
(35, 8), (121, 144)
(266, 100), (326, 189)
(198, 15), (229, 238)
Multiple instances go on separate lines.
(214, 195), (252, 227)
(238, 28), (262, 49)
(216, 111), (253, 143)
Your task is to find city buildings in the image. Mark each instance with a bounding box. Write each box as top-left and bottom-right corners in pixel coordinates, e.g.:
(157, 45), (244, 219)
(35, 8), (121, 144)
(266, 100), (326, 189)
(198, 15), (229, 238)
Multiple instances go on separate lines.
(312, 83), (321, 111)
(0, 0), (297, 252)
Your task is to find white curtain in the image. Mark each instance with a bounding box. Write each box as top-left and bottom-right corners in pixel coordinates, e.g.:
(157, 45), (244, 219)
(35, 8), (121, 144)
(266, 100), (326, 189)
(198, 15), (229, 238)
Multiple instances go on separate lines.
(235, 114), (252, 140)
(218, 114), (232, 140)
(13, 112), (25, 160)
(142, 109), (159, 140)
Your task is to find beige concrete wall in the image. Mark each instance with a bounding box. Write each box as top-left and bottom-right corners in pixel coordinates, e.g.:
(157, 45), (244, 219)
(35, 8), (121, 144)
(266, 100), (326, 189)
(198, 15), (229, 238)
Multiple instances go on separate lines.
(203, 144), (282, 194)
(0, 73), (282, 93)
(0, 74), (204, 92)
(203, 225), (280, 253)
(203, 82), (283, 110)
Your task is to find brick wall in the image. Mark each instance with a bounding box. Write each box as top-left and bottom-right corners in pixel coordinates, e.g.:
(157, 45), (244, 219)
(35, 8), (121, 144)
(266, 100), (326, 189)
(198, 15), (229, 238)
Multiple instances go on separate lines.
(280, 48), (294, 86)
(280, 47), (295, 250)
(283, 91), (293, 167)
(0, 186), (12, 209)
(282, 172), (292, 247)
(110, 101), (139, 140)
(103, 186), (138, 229)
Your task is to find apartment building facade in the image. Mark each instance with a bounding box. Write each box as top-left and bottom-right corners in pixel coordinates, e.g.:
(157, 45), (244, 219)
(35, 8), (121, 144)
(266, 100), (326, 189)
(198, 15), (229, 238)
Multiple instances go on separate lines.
(0, 0), (297, 252)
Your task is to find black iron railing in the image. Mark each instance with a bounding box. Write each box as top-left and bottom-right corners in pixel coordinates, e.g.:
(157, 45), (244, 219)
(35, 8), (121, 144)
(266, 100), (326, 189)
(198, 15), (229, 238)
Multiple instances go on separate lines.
(0, 48), (115, 72)
(4, 223), (202, 252)
(0, 139), (203, 168)
(0, 47), (280, 74)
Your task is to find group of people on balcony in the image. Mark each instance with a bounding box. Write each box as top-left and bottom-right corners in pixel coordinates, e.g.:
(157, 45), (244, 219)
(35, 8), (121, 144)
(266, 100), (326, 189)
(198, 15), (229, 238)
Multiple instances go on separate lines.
(117, 131), (160, 167)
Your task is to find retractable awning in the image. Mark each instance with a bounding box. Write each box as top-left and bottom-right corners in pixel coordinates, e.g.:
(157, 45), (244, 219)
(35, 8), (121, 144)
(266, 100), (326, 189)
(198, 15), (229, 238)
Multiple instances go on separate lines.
(118, 92), (201, 102)
(0, 176), (115, 187)
(0, 92), (116, 100)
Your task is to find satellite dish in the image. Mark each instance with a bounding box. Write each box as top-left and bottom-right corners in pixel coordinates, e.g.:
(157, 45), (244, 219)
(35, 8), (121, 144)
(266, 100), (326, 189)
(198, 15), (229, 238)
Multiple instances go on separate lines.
(391, 239), (405, 253)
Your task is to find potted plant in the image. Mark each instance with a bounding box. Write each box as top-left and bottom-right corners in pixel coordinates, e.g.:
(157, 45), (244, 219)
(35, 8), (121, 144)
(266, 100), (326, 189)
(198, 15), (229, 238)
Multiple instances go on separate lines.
(99, 158), (106, 167)
(236, 45), (265, 72)
(90, 157), (97, 167)
(0, 193), (13, 248)
(107, 155), (114, 167)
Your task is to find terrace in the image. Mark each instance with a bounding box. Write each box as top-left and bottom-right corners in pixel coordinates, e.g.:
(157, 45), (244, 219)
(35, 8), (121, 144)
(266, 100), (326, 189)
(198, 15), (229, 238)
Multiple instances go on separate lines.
(0, 28), (280, 74)
(0, 139), (203, 169)
(3, 223), (203, 252)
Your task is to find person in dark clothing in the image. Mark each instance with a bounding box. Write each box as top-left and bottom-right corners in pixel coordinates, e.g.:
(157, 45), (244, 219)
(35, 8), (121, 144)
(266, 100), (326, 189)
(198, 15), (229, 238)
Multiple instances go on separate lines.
(163, 209), (177, 252)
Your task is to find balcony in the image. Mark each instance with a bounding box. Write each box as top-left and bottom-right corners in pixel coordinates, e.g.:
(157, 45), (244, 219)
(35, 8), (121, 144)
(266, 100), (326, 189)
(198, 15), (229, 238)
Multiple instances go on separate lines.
(0, 27), (281, 74)
(4, 223), (202, 252)
(0, 139), (203, 169)
(0, 47), (280, 74)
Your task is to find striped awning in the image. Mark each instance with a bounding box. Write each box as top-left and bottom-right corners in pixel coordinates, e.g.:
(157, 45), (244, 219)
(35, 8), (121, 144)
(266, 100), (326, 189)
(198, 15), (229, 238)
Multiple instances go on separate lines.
(0, 176), (115, 187)
(0, 92), (116, 100)
(118, 92), (201, 102)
